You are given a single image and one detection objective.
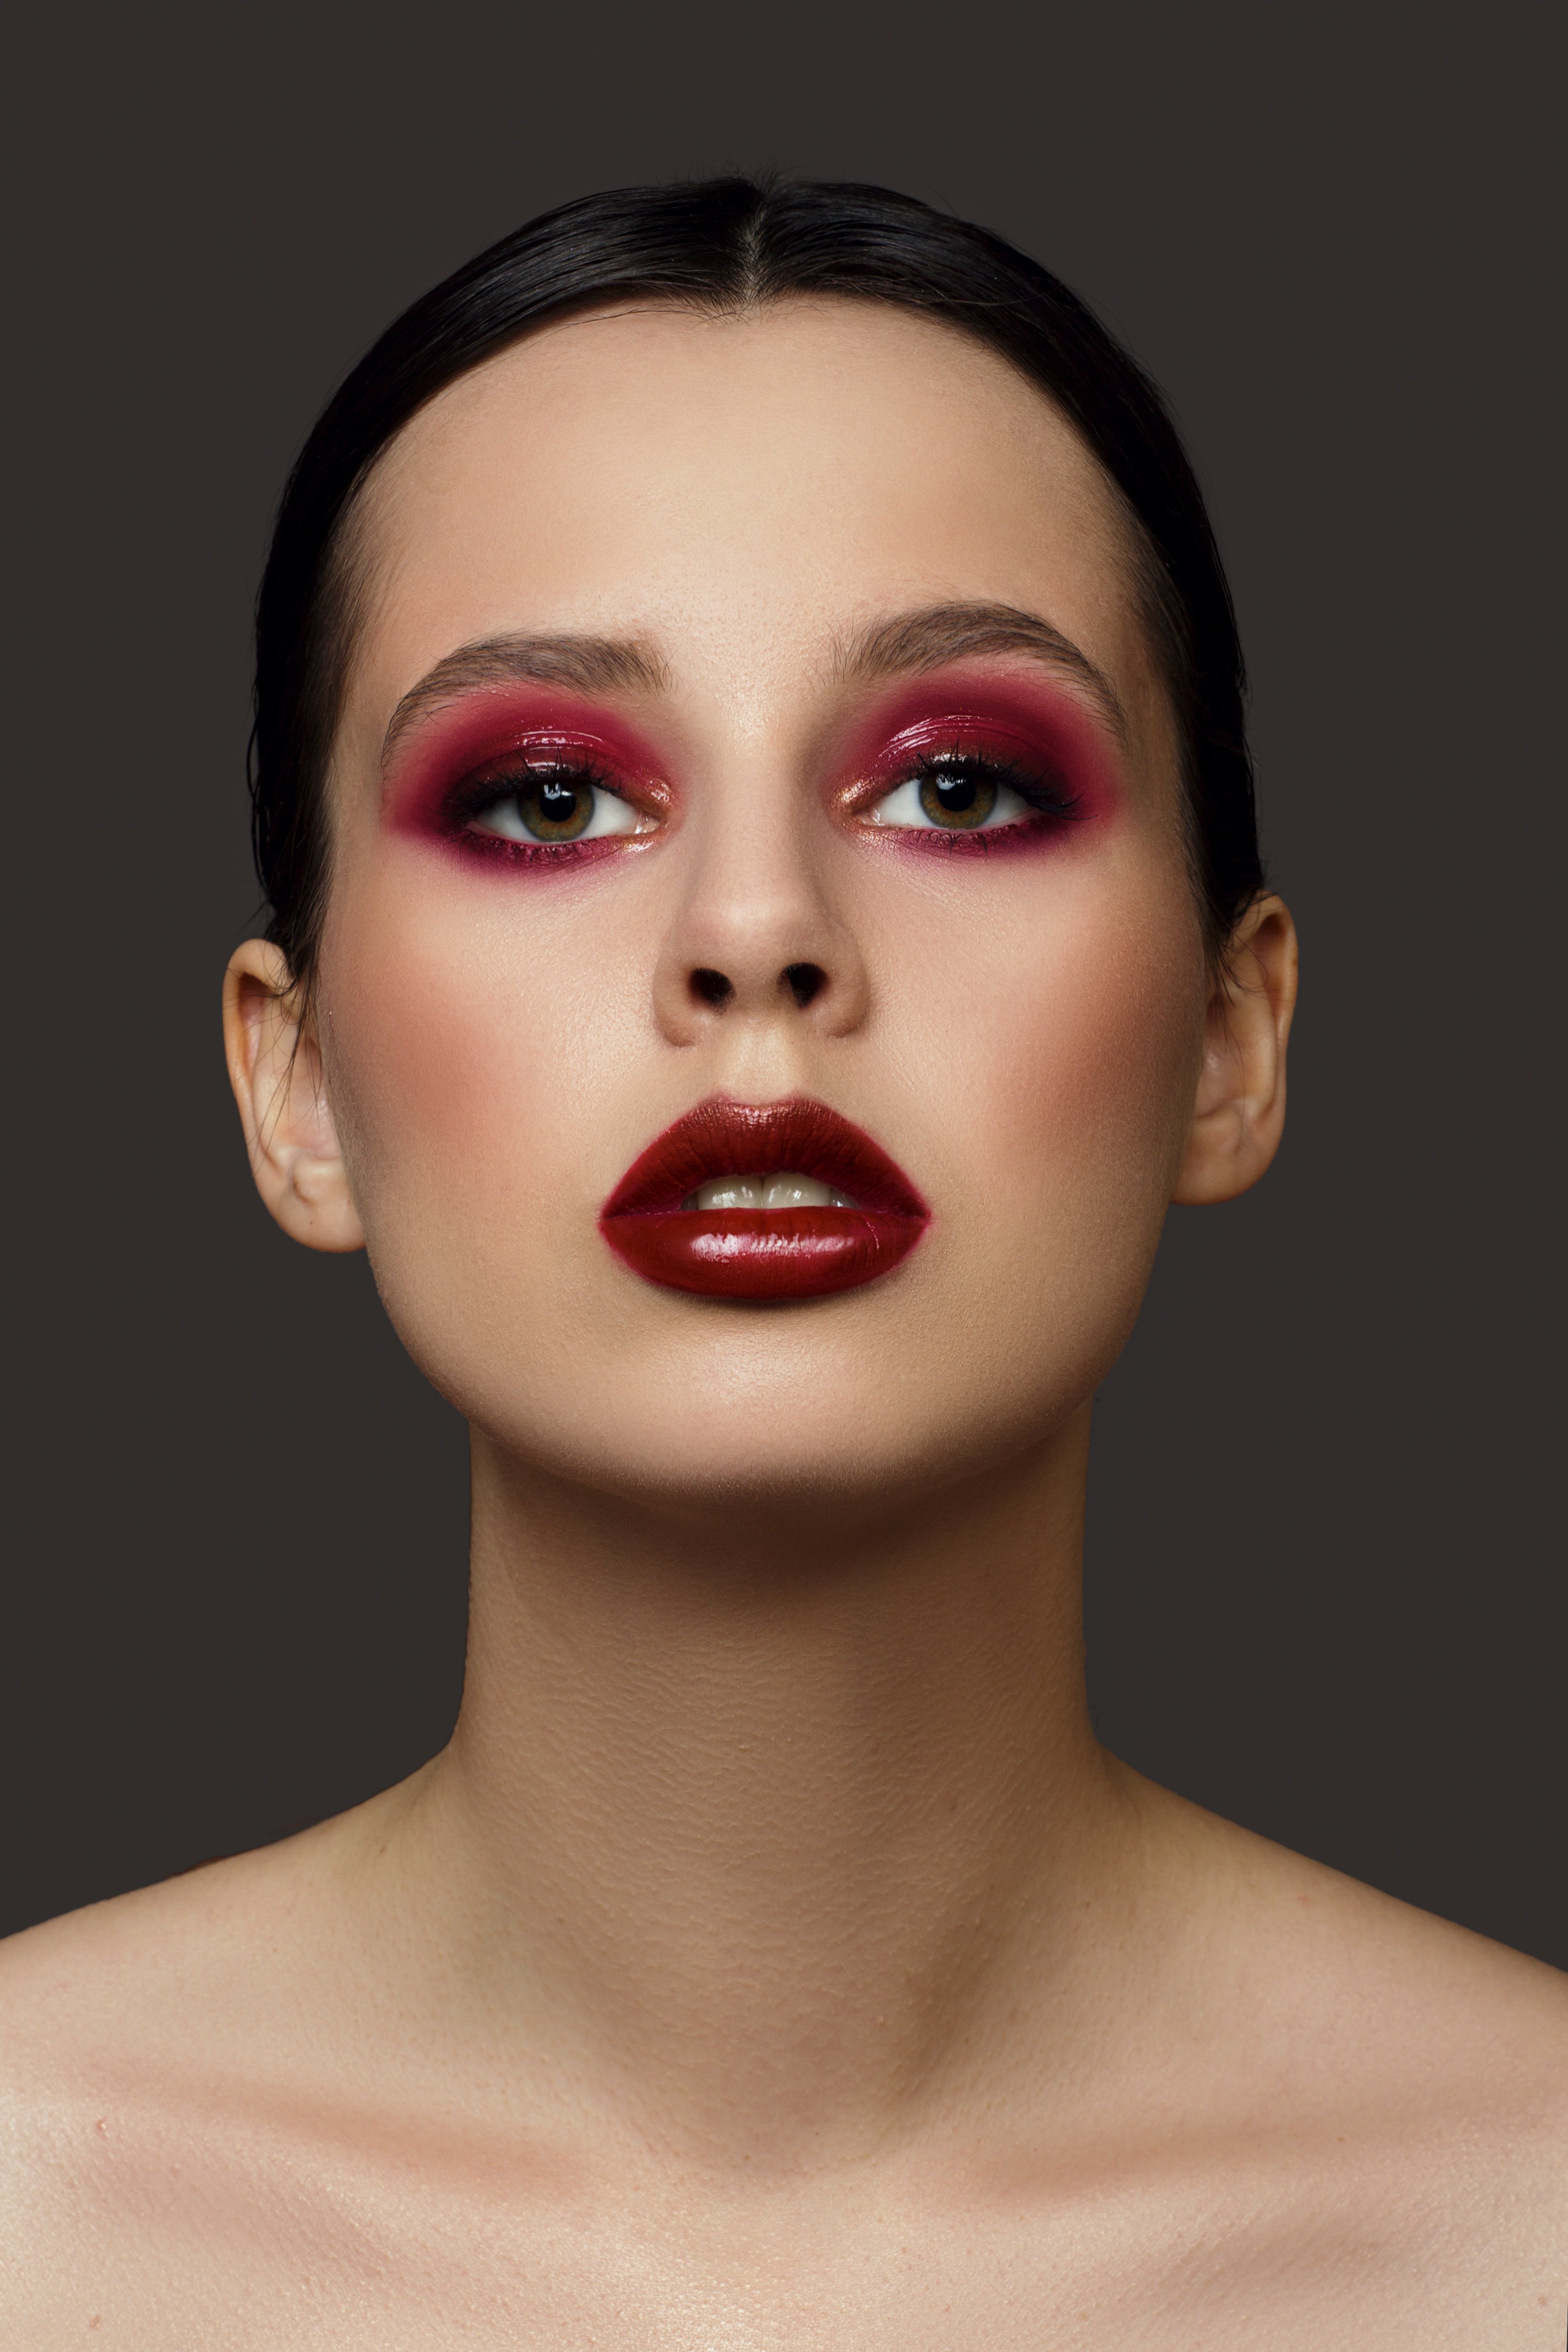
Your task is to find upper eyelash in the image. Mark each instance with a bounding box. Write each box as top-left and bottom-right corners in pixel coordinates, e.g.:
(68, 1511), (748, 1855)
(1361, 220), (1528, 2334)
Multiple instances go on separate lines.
(892, 748), (1082, 822)
(442, 754), (621, 831)
(436, 744), (1079, 842)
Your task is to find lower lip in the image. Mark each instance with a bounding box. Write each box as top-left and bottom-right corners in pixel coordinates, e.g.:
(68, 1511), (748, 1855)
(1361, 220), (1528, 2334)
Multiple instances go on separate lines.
(601, 1205), (925, 1300)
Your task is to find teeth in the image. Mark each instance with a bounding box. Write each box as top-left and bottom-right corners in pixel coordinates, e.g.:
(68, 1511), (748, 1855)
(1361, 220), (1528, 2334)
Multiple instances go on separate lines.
(686, 1170), (858, 1211)
(761, 1173), (837, 1209)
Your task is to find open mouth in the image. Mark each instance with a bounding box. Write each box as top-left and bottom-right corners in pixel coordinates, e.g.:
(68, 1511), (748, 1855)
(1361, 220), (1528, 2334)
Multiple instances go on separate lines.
(600, 1097), (930, 1300)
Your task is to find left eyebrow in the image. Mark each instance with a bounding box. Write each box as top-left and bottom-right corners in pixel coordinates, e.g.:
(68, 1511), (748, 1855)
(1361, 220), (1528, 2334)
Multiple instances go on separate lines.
(831, 601), (1129, 743)
(381, 632), (671, 767)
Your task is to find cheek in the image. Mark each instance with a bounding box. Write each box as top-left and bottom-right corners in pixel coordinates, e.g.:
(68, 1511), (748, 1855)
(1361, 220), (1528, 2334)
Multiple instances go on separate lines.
(1019, 906), (1201, 1162)
(316, 872), (613, 1246)
(897, 858), (1205, 1252)
(918, 867), (1206, 1429)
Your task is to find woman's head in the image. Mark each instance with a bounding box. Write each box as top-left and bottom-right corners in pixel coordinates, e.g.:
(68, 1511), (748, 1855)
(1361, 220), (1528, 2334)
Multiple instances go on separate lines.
(228, 180), (1295, 1511)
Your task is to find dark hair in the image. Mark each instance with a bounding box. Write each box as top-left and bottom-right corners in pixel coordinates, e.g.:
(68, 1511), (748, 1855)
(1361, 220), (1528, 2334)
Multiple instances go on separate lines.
(252, 176), (1261, 983)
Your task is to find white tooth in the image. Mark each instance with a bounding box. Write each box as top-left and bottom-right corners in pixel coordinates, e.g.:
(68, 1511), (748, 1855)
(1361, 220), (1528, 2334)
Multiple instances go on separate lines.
(761, 1171), (834, 1208)
(694, 1176), (764, 1210)
(690, 1171), (860, 1210)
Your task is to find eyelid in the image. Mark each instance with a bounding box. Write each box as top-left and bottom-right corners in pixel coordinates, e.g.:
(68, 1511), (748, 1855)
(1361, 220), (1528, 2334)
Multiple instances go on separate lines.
(823, 669), (1121, 812)
(386, 688), (680, 836)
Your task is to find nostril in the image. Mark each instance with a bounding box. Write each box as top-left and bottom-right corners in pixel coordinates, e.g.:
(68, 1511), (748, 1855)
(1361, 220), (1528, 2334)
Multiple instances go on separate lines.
(783, 962), (826, 1009)
(691, 967), (734, 1008)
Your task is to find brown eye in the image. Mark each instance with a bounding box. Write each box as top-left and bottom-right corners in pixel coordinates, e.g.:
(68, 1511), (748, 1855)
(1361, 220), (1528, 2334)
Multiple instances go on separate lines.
(517, 772), (594, 839)
(468, 765), (643, 846)
(465, 762), (644, 847)
(916, 766), (998, 829)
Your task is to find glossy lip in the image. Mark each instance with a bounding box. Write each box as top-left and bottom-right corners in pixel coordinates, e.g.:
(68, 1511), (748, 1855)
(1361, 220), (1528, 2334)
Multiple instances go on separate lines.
(601, 1097), (931, 1301)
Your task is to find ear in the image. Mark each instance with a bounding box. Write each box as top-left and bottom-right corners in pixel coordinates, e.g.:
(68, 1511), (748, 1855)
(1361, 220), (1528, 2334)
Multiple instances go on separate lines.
(223, 940), (365, 1251)
(1172, 894), (1299, 1206)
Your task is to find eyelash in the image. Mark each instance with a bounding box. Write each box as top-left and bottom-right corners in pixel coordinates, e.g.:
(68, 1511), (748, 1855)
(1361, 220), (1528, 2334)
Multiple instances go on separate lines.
(431, 744), (1082, 860)
(873, 749), (1082, 843)
(442, 756), (631, 856)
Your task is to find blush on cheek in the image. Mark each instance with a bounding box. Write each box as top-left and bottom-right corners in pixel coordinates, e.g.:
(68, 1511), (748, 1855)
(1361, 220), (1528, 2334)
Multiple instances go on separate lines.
(975, 875), (1207, 1210)
(318, 905), (563, 1233)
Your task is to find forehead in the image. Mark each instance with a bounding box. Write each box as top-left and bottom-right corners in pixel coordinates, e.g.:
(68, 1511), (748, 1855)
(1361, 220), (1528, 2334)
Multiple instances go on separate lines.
(349, 299), (1156, 731)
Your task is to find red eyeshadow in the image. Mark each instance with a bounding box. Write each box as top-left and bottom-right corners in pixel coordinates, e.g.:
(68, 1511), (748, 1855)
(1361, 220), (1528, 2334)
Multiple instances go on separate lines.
(385, 684), (674, 850)
(378, 662), (1123, 876)
(833, 665), (1124, 852)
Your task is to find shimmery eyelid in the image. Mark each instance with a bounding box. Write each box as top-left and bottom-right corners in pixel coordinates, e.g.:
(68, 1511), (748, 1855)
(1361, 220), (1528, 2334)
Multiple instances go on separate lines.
(827, 667), (1124, 818)
(385, 685), (675, 841)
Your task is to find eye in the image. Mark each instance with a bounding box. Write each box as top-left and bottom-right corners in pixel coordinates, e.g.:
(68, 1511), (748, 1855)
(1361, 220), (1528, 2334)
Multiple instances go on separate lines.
(867, 755), (1037, 834)
(469, 764), (643, 844)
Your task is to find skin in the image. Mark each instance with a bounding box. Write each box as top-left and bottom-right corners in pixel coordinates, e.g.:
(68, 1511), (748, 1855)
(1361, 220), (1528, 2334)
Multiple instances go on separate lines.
(1, 300), (1564, 2349)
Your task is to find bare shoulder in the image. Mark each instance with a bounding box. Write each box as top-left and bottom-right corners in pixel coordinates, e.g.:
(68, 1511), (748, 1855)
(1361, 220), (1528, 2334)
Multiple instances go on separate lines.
(1178, 1788), (1568, 2077)
(0, 1807), (377, 2243)
(1121, 1783), (1568, 2343)
(0, 1811), (352, 2074)
(0, 1793), (457, 2349)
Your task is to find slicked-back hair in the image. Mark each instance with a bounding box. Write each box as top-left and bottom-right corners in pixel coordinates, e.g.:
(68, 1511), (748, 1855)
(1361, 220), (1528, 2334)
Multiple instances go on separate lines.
(251, 176), (1262, 985)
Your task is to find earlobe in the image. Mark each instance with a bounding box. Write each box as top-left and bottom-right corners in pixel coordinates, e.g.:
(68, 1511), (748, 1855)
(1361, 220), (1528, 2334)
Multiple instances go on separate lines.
(223, 940), (365, 1252)
(1172, 894), (1298, 1206)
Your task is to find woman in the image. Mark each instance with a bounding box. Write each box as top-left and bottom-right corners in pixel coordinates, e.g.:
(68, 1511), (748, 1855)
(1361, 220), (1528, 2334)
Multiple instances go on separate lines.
(2, 178), (1562, 2347)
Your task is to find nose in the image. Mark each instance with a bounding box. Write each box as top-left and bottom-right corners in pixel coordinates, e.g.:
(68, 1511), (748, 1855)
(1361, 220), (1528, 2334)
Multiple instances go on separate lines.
(650, 794), (871, 1048)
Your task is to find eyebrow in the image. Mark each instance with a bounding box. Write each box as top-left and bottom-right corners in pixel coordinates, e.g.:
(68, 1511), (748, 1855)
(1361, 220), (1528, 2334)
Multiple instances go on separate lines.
(832, 602), (1129, 740)
(382, 632), (671, 766)
(381, 600), (1127, 768)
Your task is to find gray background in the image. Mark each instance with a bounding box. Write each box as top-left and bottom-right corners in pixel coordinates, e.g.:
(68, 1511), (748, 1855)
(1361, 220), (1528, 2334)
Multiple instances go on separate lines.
(6, 1), (1563, 1963)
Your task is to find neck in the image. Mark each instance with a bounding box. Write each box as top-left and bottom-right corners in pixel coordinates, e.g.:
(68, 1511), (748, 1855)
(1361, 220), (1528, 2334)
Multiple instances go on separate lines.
(391, 1406), (1138, 2165)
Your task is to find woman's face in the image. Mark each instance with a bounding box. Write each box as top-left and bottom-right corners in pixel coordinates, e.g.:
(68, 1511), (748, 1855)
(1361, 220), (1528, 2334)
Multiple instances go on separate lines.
(316, 300), (1208, 1507)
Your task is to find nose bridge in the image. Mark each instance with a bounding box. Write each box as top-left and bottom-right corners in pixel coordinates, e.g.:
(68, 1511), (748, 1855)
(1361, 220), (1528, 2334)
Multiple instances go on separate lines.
(652, 743), (869, 1040)
(687, 784), (821, 988)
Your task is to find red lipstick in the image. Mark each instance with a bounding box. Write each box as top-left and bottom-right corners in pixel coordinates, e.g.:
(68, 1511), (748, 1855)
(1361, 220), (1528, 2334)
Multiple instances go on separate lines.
(601, 1097), (930, 1300)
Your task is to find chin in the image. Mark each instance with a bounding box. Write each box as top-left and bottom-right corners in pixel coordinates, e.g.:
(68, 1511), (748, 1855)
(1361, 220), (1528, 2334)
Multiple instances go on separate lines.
(430, 1281), (1114, 1528)
(480, 1402), (1032, 1524)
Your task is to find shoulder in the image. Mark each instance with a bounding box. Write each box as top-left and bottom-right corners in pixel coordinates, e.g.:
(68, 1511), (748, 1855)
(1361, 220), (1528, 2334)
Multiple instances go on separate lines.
(0, 1799), (449, 2346)
(0, 1778), (432, 2106)
(0, 1842), (287, 2125)
(1160, 1782), (1568, 2129)
(0, 1821), (340, 2068)
(1195, 1795), (1568, 2078)
(0, 1817), (376, 2276)
(1138, 1786), (1568, 2337)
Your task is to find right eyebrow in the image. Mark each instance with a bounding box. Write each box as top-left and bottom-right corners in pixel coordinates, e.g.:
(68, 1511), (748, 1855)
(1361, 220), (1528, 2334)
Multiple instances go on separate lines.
(833, 601), (1130, 742)
(381, 633), (671, 767)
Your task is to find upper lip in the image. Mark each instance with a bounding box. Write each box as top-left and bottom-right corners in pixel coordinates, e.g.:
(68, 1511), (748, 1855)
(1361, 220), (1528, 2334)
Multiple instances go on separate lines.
(602, 1096), (929, 1219)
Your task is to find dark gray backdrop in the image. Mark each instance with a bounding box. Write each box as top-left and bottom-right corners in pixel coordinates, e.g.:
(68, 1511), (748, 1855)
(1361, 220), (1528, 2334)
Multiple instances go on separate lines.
(7, 1), (1563, 1963)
